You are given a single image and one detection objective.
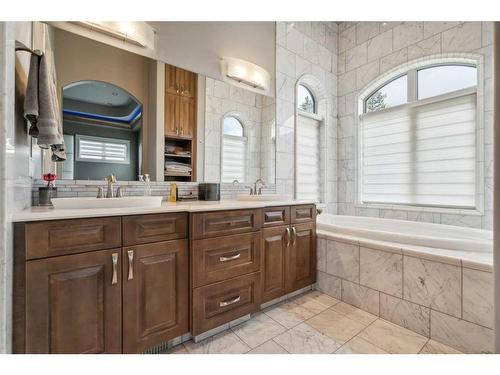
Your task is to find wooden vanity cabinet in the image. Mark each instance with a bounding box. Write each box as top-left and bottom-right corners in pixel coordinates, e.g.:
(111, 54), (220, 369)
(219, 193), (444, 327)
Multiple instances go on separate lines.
(15, 213), (190, 354)
(24, 248), (123, 354)
(261, 205), (317, 303)
(165, 64), (197, 139)
(122, 239), (188, 353)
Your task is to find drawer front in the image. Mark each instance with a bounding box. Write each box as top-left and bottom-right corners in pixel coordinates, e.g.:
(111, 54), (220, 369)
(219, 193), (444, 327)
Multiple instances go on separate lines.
(291, 204), (316, 223)
(191, 209), (262, 239)
(192, 272), (261, 335)
(192, 232), (261, 287)
(25, 217), (121, 260)
(262, 206), (290, 227)
(122, 213), (188, 246)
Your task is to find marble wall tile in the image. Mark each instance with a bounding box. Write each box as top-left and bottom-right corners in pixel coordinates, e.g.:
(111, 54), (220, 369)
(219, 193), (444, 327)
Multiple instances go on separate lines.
(462, 268), (493, 328)
(341, 279), (380, 315)
(423, 22), (459, 38)
(345, 42), (367, 71)
(380, 48), (408, 73)
(379, 208), (408, 220)
(379, 293), (430, 337)
(326, 240), (360, 282)
(430, 310), (493, 353)
(393, 22), (424, 50)
(356, 22), (380, 44)
(339, 26), (356, 53)
(403, 256), (461, 317)
(356, 60), (379, 90)
(367, 29), (393, 62)
(317, 238), (327, 272)
(440, 213), (482, 229)
(316, 271), (342, 299)
(360, 247), (402, 297)
(407, 34), (441, 61)
(286, 27), (304, 55)
(441, 22), (482, 53)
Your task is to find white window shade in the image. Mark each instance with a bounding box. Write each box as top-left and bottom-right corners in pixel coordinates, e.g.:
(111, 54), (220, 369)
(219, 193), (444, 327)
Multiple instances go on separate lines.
(361, 93), (476, 208)
(76, 135), (130, 164)
(222, 135), (246, 182)
(297, 113), (321, 201)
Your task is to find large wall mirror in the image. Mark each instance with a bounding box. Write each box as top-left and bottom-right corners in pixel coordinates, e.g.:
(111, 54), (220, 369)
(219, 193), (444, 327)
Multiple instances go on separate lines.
(38, 22), (276, 185)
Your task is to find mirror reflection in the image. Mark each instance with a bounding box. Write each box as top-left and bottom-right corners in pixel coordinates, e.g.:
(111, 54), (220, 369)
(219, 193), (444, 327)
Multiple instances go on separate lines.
(40, 25), (276, 184)
(61, 81), (143, 180)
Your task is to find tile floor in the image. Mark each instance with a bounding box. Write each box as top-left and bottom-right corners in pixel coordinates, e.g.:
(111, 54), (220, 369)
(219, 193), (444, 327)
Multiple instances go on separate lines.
(166, 290), (462, 354)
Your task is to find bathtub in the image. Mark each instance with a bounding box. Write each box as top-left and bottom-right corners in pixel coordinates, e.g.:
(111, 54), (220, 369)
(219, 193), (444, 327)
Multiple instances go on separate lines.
(315, 214), (494, 353)
(316, 214), (492, 253)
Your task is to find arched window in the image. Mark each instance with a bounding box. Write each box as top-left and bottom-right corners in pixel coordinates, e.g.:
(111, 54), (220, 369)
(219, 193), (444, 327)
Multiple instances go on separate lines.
(359, 61), (479, 209)
(297, 84), (316, 113)
(296, 82), (322, 202)
(221, 115), (247, 182)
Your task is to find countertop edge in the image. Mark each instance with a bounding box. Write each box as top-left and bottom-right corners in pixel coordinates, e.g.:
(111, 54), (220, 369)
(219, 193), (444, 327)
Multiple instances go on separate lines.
(11, 200), (317, 222)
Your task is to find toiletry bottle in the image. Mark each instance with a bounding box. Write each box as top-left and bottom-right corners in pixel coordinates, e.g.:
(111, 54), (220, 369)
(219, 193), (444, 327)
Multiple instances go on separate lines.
(169, 182), (177, 202)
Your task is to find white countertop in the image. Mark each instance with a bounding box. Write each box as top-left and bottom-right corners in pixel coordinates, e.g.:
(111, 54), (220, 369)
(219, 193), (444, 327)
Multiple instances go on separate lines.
(11, 199), (317, 222)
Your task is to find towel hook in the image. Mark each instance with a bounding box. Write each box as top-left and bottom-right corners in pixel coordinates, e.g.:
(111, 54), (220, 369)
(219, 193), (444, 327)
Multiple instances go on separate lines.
(15, 41), (43, 56)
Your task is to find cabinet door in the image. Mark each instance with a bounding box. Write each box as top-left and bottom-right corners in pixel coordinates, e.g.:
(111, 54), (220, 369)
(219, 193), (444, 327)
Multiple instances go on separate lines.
(261, 226), (288, 303)
(176, 68), (196, 98)
(25, 249), (122, 353)
(287, 222), (316, 293)
(122, 240), (189, 353)
(179, 96), (194, 139)
(165, 93), (179, 137)
(165, 64), (179, 95)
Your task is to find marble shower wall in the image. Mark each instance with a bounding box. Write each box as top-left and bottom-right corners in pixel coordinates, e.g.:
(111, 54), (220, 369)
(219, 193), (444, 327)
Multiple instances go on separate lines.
(0, 22), (35, 354)
(275, 22), (338, 212)
(336, 22), (494, 229)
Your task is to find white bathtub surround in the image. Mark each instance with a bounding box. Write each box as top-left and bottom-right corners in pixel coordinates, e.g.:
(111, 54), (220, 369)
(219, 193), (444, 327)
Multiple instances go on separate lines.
(379, 293), (430, 337)
(316, 214), (494, 353)
(336, 22), (493, 230)
(403, 257), (462, 318)
(360, 247), (402, 297)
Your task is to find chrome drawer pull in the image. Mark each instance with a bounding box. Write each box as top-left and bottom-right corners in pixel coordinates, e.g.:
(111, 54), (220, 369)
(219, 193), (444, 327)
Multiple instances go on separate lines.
(285, 227), (291, 247)
(219, 296), (241, 307)
(111, 253), (118, 285)
(219, 253), (241, 262)
(292, 227), (297, 246)
(127, 250), (134, 280)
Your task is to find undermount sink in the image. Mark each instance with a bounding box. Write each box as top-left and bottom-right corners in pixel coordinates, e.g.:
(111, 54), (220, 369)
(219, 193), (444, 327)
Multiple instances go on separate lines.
(51, 196), (163, 209)
(236, 194), (292, 202)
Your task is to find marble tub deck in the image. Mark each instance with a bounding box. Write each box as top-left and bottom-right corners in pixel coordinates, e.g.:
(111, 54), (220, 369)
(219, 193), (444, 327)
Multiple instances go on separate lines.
(164, 291), (462, 354)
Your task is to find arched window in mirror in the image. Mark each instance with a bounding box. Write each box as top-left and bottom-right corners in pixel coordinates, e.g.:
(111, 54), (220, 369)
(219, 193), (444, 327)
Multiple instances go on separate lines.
(297, 84), (316, 113)
(221, 116), (247, 182)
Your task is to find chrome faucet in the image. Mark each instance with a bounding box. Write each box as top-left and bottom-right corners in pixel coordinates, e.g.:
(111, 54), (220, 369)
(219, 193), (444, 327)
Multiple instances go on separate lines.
(105, 174), (117, 198)
(233, 179), (253, 195)
(253, 179), (266, 195)
(139, 174), (152, 196)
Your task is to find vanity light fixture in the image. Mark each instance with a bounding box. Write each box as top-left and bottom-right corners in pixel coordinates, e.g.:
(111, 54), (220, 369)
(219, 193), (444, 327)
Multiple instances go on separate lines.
(220, 57), (271, 94)
(73, 22), (155, 49)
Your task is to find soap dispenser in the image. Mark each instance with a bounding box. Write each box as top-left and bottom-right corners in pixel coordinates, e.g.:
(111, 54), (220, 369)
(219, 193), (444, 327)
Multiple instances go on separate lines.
(169, 182), (178, 202)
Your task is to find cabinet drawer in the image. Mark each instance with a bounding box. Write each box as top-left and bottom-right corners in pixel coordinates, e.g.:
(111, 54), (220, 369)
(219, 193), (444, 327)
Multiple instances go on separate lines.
(122, 213), (188, 246)
(262, 206), (290, 227)
(192, 232), (261, 287)
(291, 204), (316, 223)
(24, 217), (121, 260)
(192, 272), (261, 335)
(191, 209), (262, 239)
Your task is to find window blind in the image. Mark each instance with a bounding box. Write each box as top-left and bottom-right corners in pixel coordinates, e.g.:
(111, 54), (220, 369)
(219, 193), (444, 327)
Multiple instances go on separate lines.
(222, 135), (246, 182)
(76, 135), (130, 164)
(361, 93), (476, 208)
(297, 113), (321, 201)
